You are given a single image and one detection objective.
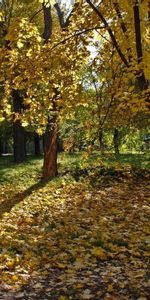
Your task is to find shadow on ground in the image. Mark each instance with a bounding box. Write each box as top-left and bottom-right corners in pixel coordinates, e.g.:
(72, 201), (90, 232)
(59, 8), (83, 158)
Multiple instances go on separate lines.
(0, 181), (45, 218)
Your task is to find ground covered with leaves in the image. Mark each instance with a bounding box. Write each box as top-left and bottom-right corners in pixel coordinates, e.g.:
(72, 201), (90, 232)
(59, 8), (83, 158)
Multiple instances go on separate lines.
(0, 154), (150, 299)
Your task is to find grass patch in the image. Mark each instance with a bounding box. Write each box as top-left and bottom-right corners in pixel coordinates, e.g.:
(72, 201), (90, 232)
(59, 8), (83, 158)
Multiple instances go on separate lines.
(0, 152), (149, 188)
(103, 152), (150, 169)
(112, 240), (129, 247)
(0, 155), (42, 187)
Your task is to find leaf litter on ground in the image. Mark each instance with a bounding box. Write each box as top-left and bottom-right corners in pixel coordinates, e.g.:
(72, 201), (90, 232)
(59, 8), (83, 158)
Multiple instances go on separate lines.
(0, 162), (150, 299)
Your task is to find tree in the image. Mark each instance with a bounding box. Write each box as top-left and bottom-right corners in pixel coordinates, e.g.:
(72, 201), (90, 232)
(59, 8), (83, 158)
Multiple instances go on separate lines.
(77, 0), (150, 106)
(0, 0), (43, 163)
(0, 0), (149, 177)
(0, 0), (86, 179)
(42, 0), (84, 180)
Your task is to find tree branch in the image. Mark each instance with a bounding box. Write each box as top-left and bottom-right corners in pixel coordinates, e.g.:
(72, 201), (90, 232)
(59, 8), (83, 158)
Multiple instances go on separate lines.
(50, 26), (106, 50)
(86, 0), (129, 67)
(113, 1), (127, 34)
(54, 3), (66, 28)
(30, 8), (43, 23)
(54, 2), (79, 29)
(7, 0), (15, 27)
(113, 1), (132, 62)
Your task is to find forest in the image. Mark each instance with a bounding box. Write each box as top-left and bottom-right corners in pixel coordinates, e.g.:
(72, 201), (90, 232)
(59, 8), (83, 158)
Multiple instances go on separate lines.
(0, 0), (150, 299)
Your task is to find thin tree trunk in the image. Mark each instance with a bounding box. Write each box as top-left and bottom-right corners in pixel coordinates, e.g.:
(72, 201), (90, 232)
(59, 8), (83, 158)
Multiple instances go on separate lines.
(113, 128), (120, 155)
(133, 1), (148, 91)
(42, 3), (52, 42)
(113, 1), (132, 62)
(13, 122), (26, 162)
(13, 90), (26, 163)
(34, 131), (41, 155)
(99, 129), (105, 155)
(0, 134), (3, 155)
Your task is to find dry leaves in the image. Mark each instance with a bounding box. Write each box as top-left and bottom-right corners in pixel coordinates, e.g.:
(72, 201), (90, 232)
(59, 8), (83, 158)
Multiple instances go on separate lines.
(0, 175), (149, 299)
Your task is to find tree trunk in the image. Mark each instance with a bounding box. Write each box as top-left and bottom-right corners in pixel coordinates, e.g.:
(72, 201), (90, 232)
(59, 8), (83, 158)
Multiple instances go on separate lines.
(99, 129), (105, 155)
(13, 121), (26, 162)
(42, 4), (58, 181)
(4, 141), (9, 154)
(42, 2), (75, 180)
(42, 4), (52, 42)
(0, 134), (3, 155)
(113, 128), (120, 155)
(43, 114), (58, 181)
(34, 131), (41, 155)
(133, 1), (148, 92)
(13, 90), (26, 163)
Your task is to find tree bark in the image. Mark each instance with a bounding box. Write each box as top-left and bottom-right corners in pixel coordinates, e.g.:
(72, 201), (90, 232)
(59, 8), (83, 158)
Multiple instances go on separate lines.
(42, 3), (52, 42)
(133, 1), (148, 92)
(13, 90), (26, 163)
(113, 128), (120, 155)
(98, 129), (105, 155)
(43, 110), (58, 181)
(0, 134), (3, 155)
(113, 1), (132, 62)
(42, 3), (58, 181)
(34, 131), (41, 155)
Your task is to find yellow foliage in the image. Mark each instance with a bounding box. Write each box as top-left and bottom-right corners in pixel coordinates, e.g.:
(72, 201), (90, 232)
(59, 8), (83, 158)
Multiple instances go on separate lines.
(92, 248), (107, 260)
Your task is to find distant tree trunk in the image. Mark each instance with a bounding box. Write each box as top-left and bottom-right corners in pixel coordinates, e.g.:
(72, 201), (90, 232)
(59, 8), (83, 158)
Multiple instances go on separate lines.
(99, 129), (105, 155)
(34, 131), (41, 155)
(113, 128), (120, 155)
(0, 134), (3, 155)
(57, 137), (63, 152)
(4, 141), (9, 154)
(13, 90), (26, 163)
(13, 121), (26, 162)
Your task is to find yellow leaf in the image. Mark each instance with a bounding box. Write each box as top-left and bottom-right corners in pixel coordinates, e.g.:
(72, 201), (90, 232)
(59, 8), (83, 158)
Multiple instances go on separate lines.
(128, 86), (134, 92)
(0, 117), (5, 123)
(22, 121), (28, 127)
(17, 41), (24, 48)
(108, 284), (113, 292)
(11, 275), (18, 282)
(92, 248), (107, 260)
(76, 283), (84, 289)
(6, 260), (15, 268)
(0, 11), (4, 22)
(58, 296), (66, 300)
(55, 263), (66, 269)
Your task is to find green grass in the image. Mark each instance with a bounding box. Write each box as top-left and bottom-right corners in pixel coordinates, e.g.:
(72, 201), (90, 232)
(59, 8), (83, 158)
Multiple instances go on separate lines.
(0, 155), (42, 187)
(0, 152), (149, 187)
(103, 153), (150, 169)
